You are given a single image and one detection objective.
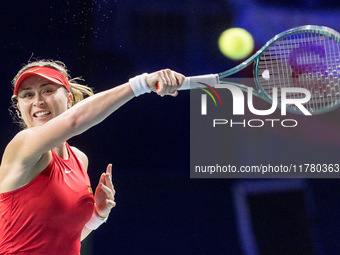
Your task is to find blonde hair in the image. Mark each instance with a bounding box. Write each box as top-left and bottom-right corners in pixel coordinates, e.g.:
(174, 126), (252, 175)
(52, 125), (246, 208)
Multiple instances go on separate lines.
(10, 59), (94, 129)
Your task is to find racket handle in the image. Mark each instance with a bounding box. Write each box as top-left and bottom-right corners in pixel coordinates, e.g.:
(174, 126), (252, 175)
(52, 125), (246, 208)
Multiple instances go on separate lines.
(156, 74), (219, 91)
(184, 74), (220, 90)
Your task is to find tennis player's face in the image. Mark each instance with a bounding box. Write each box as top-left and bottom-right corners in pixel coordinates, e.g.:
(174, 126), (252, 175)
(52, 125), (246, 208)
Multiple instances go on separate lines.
(16, 76), (72, 128)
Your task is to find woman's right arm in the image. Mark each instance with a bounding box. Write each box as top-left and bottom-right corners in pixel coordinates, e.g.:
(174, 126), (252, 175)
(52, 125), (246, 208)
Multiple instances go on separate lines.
(3, 82), (135, 166)
(0, 70), (185, 188)
(0, 82), (134, 192)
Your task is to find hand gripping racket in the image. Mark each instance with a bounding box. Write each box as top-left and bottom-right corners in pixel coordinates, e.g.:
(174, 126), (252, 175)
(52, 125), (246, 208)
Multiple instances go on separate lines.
(173, 25), (340, 115)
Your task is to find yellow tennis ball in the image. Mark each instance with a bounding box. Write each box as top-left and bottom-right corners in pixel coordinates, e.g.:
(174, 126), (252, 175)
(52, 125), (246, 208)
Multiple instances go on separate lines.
(218, 28), (254, 60)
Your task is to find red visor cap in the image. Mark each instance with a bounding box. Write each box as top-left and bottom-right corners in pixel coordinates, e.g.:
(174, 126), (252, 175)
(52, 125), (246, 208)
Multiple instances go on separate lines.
(13, 66), (70, 96)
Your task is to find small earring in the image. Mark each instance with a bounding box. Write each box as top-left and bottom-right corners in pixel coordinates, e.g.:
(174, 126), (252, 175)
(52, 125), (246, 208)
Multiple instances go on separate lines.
(16, 110), (23, 119)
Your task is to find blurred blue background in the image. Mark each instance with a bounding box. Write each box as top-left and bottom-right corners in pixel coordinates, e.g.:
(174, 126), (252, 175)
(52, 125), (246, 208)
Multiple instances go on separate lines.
(0, 0), (339, 254)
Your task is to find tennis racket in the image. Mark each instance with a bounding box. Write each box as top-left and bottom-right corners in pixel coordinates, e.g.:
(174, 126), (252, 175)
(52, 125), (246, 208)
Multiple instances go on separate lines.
(166, 25), (340, 115)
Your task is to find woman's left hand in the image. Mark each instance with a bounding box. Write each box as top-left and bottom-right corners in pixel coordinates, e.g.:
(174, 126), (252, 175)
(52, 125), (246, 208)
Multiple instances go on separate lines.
(93, 164), (116, 218)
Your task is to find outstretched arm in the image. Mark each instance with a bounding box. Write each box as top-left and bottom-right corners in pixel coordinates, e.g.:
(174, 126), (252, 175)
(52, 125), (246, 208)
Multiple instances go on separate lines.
(3, 70), (185, 168)
(0, 69), (184, 193)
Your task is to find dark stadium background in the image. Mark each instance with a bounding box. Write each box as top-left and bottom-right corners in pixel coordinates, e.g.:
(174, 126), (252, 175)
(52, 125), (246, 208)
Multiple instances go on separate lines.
(0, 1), (339, 254)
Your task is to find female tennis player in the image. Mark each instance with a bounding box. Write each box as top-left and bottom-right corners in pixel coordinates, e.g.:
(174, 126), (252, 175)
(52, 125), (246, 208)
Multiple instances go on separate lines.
(0, 59), (185, 254)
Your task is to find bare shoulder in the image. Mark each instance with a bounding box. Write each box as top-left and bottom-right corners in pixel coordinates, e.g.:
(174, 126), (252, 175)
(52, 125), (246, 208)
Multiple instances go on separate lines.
(2, 127), (55, 167)
(2, 129), (33, 165)
(0, 146), (52, 193)
(70, 146), (89, 171)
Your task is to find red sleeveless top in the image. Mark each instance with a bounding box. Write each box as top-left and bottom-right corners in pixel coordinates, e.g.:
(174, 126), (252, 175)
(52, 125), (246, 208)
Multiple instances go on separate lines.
(0, 143), (94, 255)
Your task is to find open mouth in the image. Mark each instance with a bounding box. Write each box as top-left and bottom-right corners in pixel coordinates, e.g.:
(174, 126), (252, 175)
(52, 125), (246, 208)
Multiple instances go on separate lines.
(33, 111), (51, 118)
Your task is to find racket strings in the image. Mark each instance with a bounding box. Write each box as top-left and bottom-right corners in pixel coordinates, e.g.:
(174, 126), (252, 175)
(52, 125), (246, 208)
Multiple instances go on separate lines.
(257, 31), (340, 113)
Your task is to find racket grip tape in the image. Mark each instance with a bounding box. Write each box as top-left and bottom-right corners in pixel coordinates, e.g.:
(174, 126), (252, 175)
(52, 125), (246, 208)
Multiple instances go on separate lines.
(156, 74), (219, 91)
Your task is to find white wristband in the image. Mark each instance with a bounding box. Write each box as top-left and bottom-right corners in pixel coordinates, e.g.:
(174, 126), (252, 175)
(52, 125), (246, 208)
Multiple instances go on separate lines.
(129, 73), (151, 97)
(85, 210), (108, 230)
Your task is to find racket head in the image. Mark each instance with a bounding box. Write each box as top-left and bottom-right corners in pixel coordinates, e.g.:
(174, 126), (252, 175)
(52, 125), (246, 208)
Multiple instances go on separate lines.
(253, 25), (340, 115)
